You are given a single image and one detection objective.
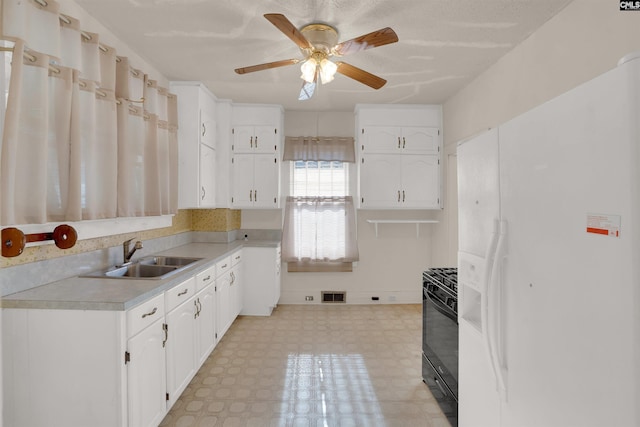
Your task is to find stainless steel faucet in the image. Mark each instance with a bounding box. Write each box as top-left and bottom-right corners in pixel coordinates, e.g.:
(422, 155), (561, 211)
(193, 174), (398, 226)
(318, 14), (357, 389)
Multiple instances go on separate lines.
(123, 238), (143, 264)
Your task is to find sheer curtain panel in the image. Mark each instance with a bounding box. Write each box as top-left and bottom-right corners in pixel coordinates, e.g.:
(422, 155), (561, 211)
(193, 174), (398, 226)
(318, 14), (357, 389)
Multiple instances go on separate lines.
(282, 196), (359, 264)
(0, 0), (179, 226)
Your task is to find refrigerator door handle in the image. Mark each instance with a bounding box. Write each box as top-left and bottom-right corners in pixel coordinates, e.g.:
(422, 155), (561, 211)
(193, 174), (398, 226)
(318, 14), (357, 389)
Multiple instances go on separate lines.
(481, 219), (501, 388)
(487, 219), (508, 400)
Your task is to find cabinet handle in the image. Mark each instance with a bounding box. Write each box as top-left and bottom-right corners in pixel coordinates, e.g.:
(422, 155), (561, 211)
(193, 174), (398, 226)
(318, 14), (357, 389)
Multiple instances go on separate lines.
(403, 137), (406, 149)
(178, 289), (188, 297)
(230, 271), (235, 285)
(254, 189), (258, 201)
(202, 123), (206, 137)
(194, 298), (201, 319)
(235, 255), (241, 260)
(162, 323), (168, 348)
(250, 136), (253, 148)
(403, 190), (405, 202)
(222, 263), (228, 268)
(249, 190), (253, 202)
(203, 275), (211, 282)
(397, 137), (401, 149)
(142, 307), (157, 319)
(398, 190), (401, 202)
(255, 136), (258, 148)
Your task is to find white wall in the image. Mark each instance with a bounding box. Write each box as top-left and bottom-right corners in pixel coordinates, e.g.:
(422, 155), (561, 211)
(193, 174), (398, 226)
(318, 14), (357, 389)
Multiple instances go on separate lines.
(433, 0), (640, 266)
(241, 110), (437, 304)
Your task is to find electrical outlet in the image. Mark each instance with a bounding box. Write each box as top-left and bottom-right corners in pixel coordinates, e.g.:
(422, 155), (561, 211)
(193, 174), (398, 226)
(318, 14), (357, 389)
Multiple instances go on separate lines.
(305, 296), (314, 301)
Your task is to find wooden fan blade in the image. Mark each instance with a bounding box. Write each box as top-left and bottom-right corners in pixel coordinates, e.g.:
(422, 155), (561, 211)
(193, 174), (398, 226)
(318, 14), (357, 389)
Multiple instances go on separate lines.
(336, 62), (387, 89)
(264, 13), (313, 50)
(235, 59), (300, 74)
(333, 27), (399, 56)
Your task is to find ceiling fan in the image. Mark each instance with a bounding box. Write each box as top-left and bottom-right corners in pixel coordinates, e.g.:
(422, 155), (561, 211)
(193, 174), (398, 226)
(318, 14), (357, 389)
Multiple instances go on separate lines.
(234, 13), (399, 101)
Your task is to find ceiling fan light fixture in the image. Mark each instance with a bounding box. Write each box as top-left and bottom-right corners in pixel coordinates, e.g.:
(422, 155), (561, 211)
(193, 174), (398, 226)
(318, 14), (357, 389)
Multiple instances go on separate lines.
(319, 58), (337, 84)
(300, 58), (317, 83)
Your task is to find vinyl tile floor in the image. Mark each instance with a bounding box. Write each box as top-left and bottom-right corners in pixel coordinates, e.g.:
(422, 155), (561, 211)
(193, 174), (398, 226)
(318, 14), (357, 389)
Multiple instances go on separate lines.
(159, 304), (451, 427)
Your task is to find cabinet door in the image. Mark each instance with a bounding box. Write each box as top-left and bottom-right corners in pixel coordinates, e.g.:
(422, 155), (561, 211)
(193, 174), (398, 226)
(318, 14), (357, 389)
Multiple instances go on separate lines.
(216, 273), (232, 338)
(200, 108), (216, 149)
(230, 264), (242, 318)
(359, 154), (401, 208)
(362, 126), (401, 153)
(232, 125), (254, 153)
(253, 125), (278, 153)
(241, 246), (280, 316)
(195, 284), (216, 366)
(253, 154), (279, 208)
(127, 318), (167, 427)
(231, 154), (255, 207)
(199, 144), (216, 207)
(401, 127), (440, 154)
(274, 246), (281, 307)
(165, 299), (196, 407)
(401, 155), (440, 208)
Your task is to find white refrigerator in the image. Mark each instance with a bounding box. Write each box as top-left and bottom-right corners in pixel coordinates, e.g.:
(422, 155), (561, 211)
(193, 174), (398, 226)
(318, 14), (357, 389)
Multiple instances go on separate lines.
(457, 52), (640, 427)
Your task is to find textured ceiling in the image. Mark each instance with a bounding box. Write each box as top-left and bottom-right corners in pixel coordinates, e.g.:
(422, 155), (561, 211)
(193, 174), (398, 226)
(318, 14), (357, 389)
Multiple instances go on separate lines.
(74, 0), (573, 111)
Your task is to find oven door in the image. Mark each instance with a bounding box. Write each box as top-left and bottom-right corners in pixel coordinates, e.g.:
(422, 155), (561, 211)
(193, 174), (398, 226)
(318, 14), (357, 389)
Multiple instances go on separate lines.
(422, 286), (459, 400)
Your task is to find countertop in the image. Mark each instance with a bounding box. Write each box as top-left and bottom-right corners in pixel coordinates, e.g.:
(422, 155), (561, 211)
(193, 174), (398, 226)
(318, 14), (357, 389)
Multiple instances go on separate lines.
(0, 241), (280, 311)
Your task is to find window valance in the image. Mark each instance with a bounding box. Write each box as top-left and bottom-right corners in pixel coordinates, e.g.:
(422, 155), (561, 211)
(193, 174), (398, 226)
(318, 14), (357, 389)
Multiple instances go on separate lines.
(283, 136), (355, 162)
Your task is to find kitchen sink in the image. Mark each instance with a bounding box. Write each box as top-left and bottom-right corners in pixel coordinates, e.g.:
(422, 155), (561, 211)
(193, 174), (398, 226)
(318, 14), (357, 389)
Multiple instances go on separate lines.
(138, 256), (203, 267)
(81, 256), (203, 280)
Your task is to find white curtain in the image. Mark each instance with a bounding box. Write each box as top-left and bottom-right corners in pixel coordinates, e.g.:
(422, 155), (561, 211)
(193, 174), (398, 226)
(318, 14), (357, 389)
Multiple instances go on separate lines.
(282, 196), (359, 263)
(283, 136), (355, 162)
(0, 0), (179, 226)
(1, 43), (50, 224)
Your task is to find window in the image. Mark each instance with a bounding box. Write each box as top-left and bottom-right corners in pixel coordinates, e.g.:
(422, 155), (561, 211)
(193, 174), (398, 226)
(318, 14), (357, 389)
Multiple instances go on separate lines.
(282, 160), (358, 272)
(291, 161), (348, 197)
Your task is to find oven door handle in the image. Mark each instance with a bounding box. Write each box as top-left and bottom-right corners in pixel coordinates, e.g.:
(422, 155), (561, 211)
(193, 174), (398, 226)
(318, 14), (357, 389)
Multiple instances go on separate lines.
(425, 291), (458, 323)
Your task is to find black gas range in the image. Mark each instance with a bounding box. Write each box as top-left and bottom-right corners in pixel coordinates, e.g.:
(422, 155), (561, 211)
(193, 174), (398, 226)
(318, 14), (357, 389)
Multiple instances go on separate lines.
(422, 267), (458, 426)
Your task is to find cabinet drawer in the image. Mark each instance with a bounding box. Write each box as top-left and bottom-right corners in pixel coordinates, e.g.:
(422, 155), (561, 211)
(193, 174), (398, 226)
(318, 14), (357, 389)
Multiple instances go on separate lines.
(216, 256), (231, 277)
(196, 264), (216, 292)
(231, 250), (242, 266)
(127, 293), (165, 338)
(165, 277), (196, 312)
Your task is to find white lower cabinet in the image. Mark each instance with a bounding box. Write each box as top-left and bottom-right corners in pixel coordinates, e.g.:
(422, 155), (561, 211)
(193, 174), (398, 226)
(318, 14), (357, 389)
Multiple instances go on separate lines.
(1, 255), (244, 427)
(230, 250), (243, 318)
(194, 262), (217, 366)
(165, 277), (197, 407)
(127, 317), (168, 427)
(216, 265), (233, 338)
(241, 245), (281, 316)
(195, 282), (216, 366)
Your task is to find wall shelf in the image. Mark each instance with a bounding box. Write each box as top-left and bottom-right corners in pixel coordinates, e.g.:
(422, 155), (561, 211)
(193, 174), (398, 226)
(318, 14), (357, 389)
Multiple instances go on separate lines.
(366, 219), (439, 238)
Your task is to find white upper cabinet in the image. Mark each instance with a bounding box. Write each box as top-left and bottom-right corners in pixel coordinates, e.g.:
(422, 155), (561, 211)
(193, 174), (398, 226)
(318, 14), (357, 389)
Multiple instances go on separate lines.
(231, 104), (283, 209)
(356, 104), (443, 210)
(361, 126), (440, 154)
(170, 81), (218, 208)
(232, 125), (279, 154)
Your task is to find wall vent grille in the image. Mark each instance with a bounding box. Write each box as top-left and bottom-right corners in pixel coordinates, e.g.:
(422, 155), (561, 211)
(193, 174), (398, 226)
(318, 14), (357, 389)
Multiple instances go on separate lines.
(321, 291), (346, 303)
